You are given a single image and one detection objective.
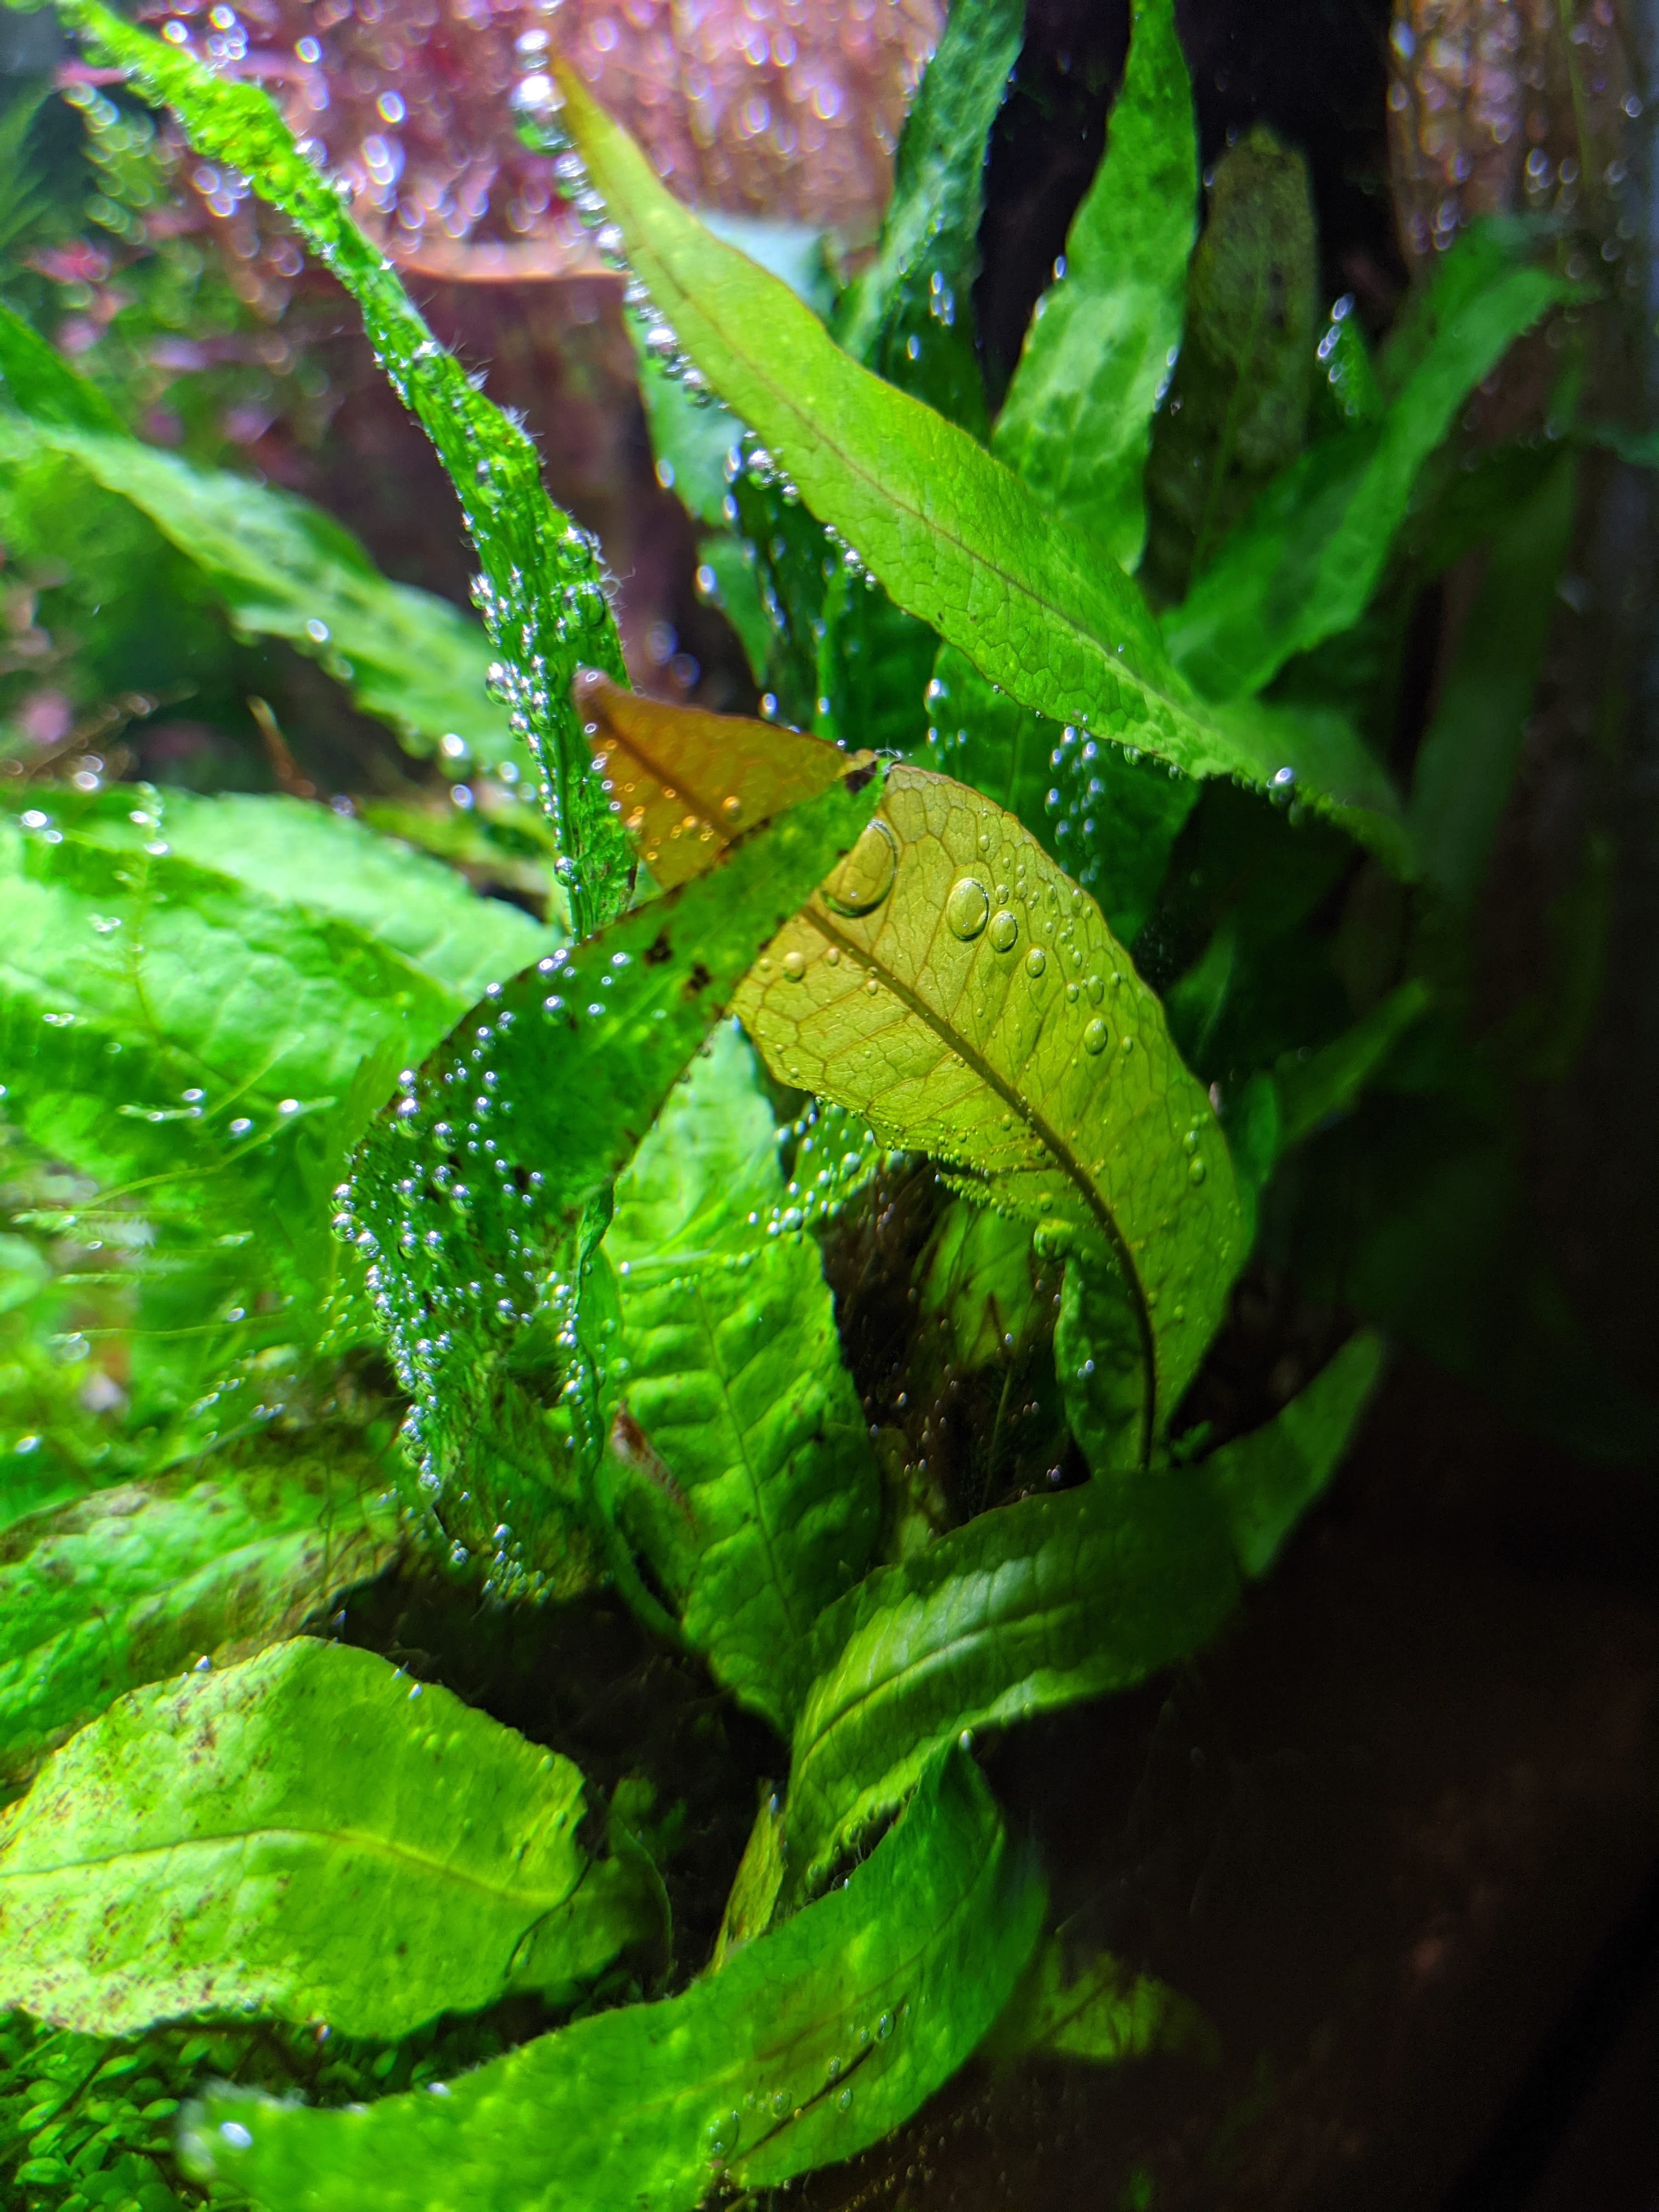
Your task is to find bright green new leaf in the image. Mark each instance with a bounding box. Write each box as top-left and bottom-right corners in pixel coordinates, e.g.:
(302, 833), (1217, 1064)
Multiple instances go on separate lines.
(1204, 1330), (1386, 1577)
(604, 1024), (879, 1734)
(0, 1452), (397, 1786)
(0, 1638), (656, 2038)
(345, 765), (883, 1595)
(782, 1477), (1238, 1898)
(833, 0), (1022, 436)
(1409, 450), (1577, 904)
(0, 310), (525, 775)
(1142, 126), (1317, 605)
(58, 0), (631, 930)
(985, 1938), (1215, 2066)
(711, 1785), (787, 1971)
(994, 0), (1197, 566)
(181, 1747), (1044, 2212)
(555, 70), (1402, 847)
(1164, 227), (1571, 701)
(734, 765), (1243, 1453)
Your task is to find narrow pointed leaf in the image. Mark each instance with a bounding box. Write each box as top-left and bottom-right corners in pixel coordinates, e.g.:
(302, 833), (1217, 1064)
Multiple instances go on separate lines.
(711, 1787), (787, 1971)
(1141, 127), (1317, 605)
(1164, 229), (1571, 701)
(732, 763), (1243, 1445)
(833, 0), (1022, 435)
(59, 0), (631, 929)
(605, 1026), (879, 1733)
(0, 1454), (397, 1786)
(994, 0), (1197, 567)
(1408, 450), (1577, 903)
(346, 765), (882, 1588)
(1203, 1328), (1385, 1577)
(784, 1477), (1238, 1897)
(577, 667), (859, 890)
(555, 70), (1402, 847)
(182, 1747), (1044, 2212)
(0, 1639), (656, 2039)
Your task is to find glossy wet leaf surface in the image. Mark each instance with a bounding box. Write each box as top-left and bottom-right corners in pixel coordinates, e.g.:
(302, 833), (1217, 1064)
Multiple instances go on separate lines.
(182, 1748), (1043, 2212)
(732, 762), (1243, 1445)
(0, 1639), (656, 2039)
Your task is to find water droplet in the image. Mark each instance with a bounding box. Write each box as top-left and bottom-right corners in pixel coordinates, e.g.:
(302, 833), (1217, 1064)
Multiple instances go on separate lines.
(782, 948), (808, 983)
(988, 910), (1019, 954)
(945, 876), (990, 941)
(1083, 1018), (1109, 1055)
(1119, 1034), (1135, 1056)
(1024, 946), (1047, 979)
(821, 818), (899, 917)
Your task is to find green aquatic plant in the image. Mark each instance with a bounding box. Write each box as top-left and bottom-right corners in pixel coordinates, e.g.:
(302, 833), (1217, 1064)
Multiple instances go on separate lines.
(0, 0), (1644, 2206)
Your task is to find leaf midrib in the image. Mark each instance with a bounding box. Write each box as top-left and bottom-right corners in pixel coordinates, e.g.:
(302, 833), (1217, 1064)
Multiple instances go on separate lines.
(1, 1819), (582, 1913)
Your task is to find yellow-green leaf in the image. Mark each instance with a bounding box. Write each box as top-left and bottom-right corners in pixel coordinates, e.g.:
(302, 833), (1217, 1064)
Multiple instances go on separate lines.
(733, 764), (1243, 1449)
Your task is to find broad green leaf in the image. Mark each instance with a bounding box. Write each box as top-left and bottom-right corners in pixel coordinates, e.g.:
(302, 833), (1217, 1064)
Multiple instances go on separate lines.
(0, 788), (549, 1252)
(631, 333), (740, 533)
(1164, 228), (1571, 701)
(732, 763), (1243, 1451)
(604, 1025), (879, 1734)
(994, 0), (1197, 567)
(833, 0), (1022, 436)
(344, 764), (883, 1596)
(917, 1198), (1046, 1376)
(181, 1747), (1045, 2212)
(783, 1477), (1237, 1897)
(0, 1450), (397, 1786)
(554, 70), (1403, 849)
(1141, 126), (1317, 606)
(0, 1639), (654, 2038)
(1409, 450), (1577, 904)
(0, 311), (526, 775)
(1054, 1242), (1155, 1479)
(1203, 1329), (1385, 1577)
(1311, 297), (1384, 433)
(985, 1939), (1215, 2066)
(59, 0), (631, 931)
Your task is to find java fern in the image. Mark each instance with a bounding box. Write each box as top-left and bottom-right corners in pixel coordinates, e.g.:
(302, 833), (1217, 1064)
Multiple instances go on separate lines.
(0, 0), (1624, 2207)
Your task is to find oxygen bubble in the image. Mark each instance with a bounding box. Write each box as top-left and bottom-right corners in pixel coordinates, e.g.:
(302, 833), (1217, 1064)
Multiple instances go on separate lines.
(1188, 1156), (1207, 1184)
(988, 910), (1019, 953)
(1033, 1218), (1074, 1260)
(1119, 1034), (1135, 1055)
(782, 949), (808, 983)
(945, 877), (990, 941)
(219, 2121), (254, 2149)
(838, 2086), (854, 2112)
(877, 2011), (894, 2040)
(1083, 1018), (1109, 1055)
(1024, 946), (1047, 979)
(821, 818), (899, 917)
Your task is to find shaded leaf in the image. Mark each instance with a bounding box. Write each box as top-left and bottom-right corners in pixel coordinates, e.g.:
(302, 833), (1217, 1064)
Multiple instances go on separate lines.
(555, 69), (1403, 849)
(345, 764), (883, 1596)
(0, 1451), (398, 1787)
(0, 313), (526, 774)
(1203, 1328), (1386, 1577)
(181, 1747), (1044, 2212)
(1142, 126), (1317, 605)
(783, 1477), (1238, 1898)
(994, 0), (1197, 567)
(986, 1939), (1216, 2066)
(710, 1785), (787, 1972)
(732, 761), (1243, 1449)
(62, 0), (632, 930)
(0, 1639), (656, 2039)
(603, 1025), (879, 1733)
(1164, 227), (1571, 701)
(1408, 450), (1577, 905)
